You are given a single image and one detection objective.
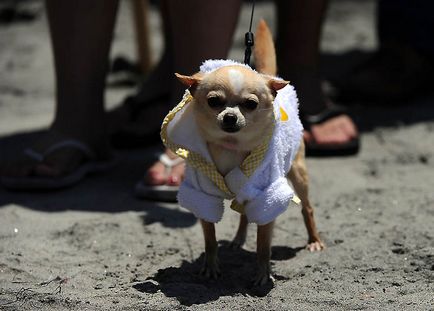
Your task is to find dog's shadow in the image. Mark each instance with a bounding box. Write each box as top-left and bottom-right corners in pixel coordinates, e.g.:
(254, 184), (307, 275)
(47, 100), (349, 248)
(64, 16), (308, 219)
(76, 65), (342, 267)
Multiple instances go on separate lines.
(133, 241), (303, 306)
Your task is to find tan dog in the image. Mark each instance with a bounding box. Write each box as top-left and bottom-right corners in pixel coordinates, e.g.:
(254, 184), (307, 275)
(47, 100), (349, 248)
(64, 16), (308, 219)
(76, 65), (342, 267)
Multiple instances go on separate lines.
(174, 20), (324, 285)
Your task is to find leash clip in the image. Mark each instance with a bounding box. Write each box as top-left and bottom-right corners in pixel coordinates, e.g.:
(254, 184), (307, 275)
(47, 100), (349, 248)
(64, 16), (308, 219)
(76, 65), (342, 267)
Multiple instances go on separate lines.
(244, 31), (254, 65)
(243, 0), (256, 66)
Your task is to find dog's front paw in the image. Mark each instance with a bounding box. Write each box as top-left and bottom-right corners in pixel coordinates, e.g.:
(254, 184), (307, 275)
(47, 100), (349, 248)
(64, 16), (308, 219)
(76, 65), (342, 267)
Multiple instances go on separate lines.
(229, 236), (246, 249)
(201, 260), (220, 279)
(253, 265), (274, 286)
(306, 240), (325, 252)
(254, 271), (274, 286)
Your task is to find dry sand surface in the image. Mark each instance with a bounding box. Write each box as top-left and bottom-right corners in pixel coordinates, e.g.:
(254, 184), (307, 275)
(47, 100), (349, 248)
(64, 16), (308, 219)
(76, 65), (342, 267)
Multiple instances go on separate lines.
(0, 1), (433, 310)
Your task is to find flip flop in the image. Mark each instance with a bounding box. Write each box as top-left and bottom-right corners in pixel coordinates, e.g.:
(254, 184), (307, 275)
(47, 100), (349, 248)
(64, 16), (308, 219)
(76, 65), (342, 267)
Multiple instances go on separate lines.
(302, 105), (360, 157)
(0, 139), (116, 190)
(109, 94), (170, 149)
(135, 153), (184, 202)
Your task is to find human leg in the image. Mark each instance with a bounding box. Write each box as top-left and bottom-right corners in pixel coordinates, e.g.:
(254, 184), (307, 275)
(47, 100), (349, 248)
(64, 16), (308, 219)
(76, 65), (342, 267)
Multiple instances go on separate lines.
(139, 0), (242, 197)
(337, 0), (434, 103)
(1, 1), (118, 184)
(275, 0), (358, 155)
(108, 1), (174, 148)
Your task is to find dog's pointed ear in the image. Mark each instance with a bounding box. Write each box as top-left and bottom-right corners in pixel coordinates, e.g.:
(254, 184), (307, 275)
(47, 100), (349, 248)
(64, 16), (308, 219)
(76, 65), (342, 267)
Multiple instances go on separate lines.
(175, 73), (202, 88)
(268, 78), (289, 91)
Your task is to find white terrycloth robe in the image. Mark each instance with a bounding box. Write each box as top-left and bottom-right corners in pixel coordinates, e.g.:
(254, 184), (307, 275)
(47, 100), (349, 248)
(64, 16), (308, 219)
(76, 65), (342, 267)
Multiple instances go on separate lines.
(161, 60), (303, 225)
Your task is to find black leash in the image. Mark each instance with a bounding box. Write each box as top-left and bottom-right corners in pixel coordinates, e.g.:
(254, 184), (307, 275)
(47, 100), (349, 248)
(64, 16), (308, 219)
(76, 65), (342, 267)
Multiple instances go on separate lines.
(243, 0), (256, 66)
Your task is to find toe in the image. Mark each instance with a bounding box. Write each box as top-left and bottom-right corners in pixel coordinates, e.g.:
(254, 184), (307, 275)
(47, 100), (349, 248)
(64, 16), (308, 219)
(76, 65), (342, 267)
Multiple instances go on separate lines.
(30, 148), (87, 178)
(338, 115), (358, 138)
(167, 162), (185, 186)
(144, 162), (167, 186)
(312, 125), (346, 145)
(310, 115), (357, 145)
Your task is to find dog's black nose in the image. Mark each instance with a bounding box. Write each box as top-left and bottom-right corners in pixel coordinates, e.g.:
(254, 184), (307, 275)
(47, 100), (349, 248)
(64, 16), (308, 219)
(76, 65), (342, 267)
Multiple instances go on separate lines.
(223, 113), (237, 126)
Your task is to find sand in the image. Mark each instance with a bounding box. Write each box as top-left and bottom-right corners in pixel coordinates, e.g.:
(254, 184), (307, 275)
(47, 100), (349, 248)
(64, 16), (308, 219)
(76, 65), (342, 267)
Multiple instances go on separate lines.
(0, 1), (433, 310)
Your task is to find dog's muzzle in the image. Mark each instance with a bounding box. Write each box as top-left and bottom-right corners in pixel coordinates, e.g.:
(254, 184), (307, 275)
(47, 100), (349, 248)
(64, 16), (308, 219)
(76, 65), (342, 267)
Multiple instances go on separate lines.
(221, 113), (240, 133)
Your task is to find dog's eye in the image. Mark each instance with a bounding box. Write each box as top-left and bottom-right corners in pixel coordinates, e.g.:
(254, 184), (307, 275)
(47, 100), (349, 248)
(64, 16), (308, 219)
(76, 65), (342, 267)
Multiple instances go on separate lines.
(243, 99), (258, 111)
(208, 97), (225, 109)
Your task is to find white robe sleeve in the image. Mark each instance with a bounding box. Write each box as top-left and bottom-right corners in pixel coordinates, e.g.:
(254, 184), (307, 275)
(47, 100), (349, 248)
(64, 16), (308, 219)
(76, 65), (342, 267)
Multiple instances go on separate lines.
(243, 177), (294, 225)
(177, 165), (225, 223)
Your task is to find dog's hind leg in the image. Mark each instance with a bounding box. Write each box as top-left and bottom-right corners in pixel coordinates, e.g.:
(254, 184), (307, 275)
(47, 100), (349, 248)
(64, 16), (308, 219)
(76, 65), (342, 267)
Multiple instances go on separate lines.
(231, 214), (248, 248)
(200, 219), (220, 279)
(288, 142), (325, 251)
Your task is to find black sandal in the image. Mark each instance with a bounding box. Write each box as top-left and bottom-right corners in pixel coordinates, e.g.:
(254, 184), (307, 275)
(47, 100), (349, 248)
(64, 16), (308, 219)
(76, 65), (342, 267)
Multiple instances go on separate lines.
(302, 104), (360, 157)
(109, 93), (170, 149)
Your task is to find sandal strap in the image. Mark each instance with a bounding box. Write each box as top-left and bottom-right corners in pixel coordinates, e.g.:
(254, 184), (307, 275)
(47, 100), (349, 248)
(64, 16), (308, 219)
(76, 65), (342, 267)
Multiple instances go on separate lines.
(302, 104), (347, 127)
(159, 153), (184, 168)
(24, 139), (96, 162)
(125, 93), (171, 120)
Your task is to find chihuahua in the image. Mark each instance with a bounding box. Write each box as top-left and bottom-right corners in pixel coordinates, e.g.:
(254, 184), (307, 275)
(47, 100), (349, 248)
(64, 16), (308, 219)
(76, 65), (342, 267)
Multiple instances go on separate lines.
(167, 20), (324, 285)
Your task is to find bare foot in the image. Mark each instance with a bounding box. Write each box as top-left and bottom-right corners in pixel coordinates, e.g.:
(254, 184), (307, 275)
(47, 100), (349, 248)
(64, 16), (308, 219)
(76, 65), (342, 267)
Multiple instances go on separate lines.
(279, 66), (358, 149)
(1, 130), (110, 179)
(304, 115), (358, 146)
(144, 148), (185, 186)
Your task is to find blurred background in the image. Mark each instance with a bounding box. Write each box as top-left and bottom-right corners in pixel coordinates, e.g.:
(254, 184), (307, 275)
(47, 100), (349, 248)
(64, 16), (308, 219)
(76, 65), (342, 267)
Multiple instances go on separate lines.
(0, 0), (400, 133)
(1, 0), (433, 138)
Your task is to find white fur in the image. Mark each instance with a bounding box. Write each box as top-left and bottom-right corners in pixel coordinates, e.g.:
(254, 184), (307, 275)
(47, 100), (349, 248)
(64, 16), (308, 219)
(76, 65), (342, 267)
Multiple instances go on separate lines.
(228, 69), (244, 95)
(200, 59), (252, 73)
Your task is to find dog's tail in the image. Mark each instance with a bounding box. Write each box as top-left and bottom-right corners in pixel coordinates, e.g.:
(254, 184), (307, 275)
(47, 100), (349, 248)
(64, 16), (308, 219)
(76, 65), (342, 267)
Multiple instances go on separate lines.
(254, 19), (276, 76)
